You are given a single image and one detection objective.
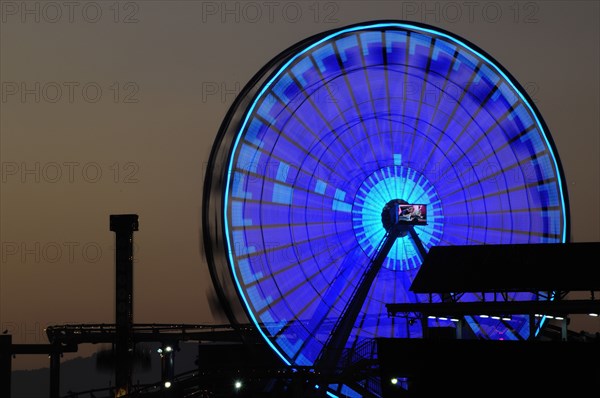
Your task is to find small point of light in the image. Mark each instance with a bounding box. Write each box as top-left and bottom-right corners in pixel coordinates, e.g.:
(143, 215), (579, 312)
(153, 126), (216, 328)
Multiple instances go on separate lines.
(427, 316), (436, 319)
(315, 385), (320, 389)
(164, 381), (171, 389)
(589, 313), (599, 317)
(157, 348), (163, 354)
(438, 317), (448, 321)
(491, 316), (501, 320)
(479, 315), (489, 318)
(234, 380), (242, 389)
(502, 317), (511, 321)
(165, 346), (173, 352)
(391, 378), (398, 385)
(535, 314), (541, 317)
(555, 316), (564, 321)
(546, 315), (554, 319)
(450, 318), (459, 322)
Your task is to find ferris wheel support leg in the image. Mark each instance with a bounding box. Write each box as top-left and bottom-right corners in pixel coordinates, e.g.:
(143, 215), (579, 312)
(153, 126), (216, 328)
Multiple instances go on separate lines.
(407, 227), (428, 263)
(316, 224), (403, 371)
(529, 314), (537, 340)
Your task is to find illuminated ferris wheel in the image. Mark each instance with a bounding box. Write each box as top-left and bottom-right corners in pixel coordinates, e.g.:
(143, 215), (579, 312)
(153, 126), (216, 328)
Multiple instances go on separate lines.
(203, 21), (569, 397)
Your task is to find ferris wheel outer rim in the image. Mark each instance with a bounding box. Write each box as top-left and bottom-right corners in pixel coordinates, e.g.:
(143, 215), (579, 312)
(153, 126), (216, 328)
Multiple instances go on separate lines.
(202, 19), (571, 363)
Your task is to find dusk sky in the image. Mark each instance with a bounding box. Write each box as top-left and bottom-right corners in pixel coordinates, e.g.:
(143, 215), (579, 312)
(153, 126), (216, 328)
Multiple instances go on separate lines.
(1, 1), (599, 371)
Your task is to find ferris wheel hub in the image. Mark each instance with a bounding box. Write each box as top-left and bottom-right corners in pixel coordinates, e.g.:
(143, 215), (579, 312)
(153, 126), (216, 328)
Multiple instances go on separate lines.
(351, 165), (442, 270)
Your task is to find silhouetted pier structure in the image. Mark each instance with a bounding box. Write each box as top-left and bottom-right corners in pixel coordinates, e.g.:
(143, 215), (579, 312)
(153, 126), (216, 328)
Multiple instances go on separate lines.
(1, 215), (257, 398)
(383, 242), (600, 396)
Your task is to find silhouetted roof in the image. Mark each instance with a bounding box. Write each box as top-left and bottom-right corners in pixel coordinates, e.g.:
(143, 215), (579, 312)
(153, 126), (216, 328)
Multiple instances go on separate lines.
(410, 242), (600, 293)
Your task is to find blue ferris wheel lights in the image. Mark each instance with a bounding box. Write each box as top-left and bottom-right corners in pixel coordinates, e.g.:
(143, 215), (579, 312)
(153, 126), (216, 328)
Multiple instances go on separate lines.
(217, 21), (568, 384)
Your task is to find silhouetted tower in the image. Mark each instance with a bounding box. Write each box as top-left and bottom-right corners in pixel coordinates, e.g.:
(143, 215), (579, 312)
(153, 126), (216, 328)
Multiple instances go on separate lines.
(110, 214), (138, 397)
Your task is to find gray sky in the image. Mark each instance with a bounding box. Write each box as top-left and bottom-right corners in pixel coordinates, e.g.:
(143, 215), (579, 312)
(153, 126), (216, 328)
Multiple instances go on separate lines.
(1, 0), (599, 370)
